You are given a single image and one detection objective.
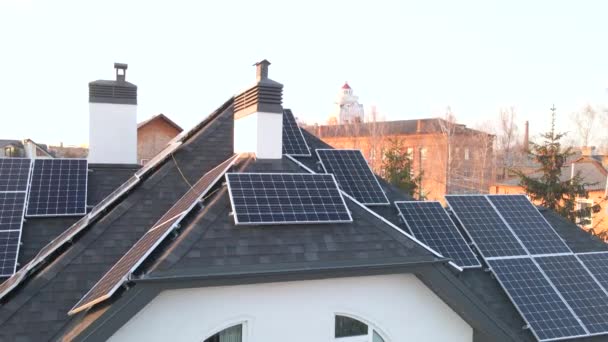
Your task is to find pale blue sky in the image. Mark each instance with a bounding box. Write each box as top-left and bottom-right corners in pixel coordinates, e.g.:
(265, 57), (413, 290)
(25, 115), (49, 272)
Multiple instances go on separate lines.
(1, 0), (607, 146)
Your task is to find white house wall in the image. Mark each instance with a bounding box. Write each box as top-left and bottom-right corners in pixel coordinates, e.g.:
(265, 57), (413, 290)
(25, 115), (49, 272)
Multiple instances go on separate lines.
(109, 274), (473, 342)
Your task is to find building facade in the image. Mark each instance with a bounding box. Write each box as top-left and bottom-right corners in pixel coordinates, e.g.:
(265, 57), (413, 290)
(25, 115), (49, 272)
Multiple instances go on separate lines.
(137, 113), (183, 165)
(307, 119), (495, 202)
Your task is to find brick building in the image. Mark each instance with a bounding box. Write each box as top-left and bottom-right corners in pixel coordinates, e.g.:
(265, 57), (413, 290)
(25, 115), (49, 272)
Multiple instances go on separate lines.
(306, 118), (495, 202)
(137, 113), (183, 164)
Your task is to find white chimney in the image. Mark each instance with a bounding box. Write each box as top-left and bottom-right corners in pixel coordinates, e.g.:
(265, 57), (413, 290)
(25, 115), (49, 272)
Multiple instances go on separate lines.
(233, 60), (283, 159)
(88, 63), (137, 164)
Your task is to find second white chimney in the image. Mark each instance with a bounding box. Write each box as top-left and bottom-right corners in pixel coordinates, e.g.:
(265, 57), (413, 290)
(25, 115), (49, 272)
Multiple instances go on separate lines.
(88, 63), (137, 164)
(233, 60), (283, 159)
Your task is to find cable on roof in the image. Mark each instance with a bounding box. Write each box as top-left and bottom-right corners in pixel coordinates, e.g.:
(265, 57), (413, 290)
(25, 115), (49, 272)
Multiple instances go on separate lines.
(172, 153), (193, 189)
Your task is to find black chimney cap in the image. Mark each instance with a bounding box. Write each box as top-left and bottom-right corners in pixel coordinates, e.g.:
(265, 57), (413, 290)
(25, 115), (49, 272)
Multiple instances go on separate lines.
(253, 59), (271, 67)
(114, 63), (128, 70)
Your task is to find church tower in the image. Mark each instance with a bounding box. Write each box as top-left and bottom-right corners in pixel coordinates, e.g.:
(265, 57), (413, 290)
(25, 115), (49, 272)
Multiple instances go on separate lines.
(329, 82), (365, 124)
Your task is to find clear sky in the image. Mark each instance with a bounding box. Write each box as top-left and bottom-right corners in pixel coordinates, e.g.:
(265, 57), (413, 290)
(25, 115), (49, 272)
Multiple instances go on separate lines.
(1, 0), (607, 146)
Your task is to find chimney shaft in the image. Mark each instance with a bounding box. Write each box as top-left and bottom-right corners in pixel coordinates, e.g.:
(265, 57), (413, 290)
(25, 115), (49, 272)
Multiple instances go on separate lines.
(416, 120), (422, 133)
(255, 60), (270, 82)
(88, 63), (137, 164)
(581, 146), (595, 157)
(523, 121), (529, 151)
(234, 60), (284, 159)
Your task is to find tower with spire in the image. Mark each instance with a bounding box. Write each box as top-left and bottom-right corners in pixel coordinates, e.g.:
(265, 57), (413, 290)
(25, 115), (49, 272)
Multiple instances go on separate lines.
(328, 82), (365, 124)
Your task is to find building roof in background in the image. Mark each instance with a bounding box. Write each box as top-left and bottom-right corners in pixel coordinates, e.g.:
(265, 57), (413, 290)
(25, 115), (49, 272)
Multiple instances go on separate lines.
(306, 118), (491, 138)
(137, 113), (183, 132)
(498, 156), (608, 191)
(0, 140), (21, 149)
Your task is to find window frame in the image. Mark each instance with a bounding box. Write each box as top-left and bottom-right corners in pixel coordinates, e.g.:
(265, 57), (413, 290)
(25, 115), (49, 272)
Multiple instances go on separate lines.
(576, 198), (594, 228)
(201, 319), (249, 342)
(333, 313), (389, 342)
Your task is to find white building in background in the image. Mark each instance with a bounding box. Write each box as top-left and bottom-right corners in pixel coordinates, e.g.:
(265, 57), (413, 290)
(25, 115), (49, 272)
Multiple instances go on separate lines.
(329, 82), (365, 124)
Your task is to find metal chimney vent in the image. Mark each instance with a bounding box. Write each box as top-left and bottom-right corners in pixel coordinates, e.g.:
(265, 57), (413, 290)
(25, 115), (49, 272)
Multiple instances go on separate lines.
(234, 60), (283, 119)
(89, 63), (137, 105)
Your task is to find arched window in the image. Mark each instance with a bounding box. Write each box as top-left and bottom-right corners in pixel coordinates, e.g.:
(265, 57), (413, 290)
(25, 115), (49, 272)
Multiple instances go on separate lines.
(335, 315), (387, 342)
(203, 323), (243, 342)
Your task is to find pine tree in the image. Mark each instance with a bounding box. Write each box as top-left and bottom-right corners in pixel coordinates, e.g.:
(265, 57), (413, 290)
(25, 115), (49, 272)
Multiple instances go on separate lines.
(382, 138), (424, 199)
(515, 106), (593, 223)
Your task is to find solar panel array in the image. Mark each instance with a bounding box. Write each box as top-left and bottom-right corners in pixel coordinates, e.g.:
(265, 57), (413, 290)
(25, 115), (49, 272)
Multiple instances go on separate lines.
(27, 159), (88, 217)
(0, 158), (31, 192)
(69, 154), (239, 315)
(487, 195), (571, 255)
(0, 158), (31, 277)
(226, 173), (352, 225)
(395, 201), (480, 268)
(535, 255), (608, 335)
(577, 252), (608, 290)
(316, 149), (389, 205)
(282, 109), (311, 156)
(445, 195), (526, 258)
(446, 194), (608, 341)
(487, 258), (587, 341)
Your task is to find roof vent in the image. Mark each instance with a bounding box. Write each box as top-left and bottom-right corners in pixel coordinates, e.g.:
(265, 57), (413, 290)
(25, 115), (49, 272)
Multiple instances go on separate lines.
(114, 63), (128, 82)
(234, 60), (283, 119)
(256, 59), (270, 82)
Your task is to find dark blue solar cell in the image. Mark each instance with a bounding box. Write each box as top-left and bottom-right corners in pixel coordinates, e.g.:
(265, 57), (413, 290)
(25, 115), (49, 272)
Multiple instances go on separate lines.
(317, 149), (389, 205)
(27, 159), (88, 217)
(488, 257), (587, 341)
(395, 201), (481, 268)
(226, 173), (352, 225)
(577, 252), (608, 291)
(0, 158), (31, 192)
(535, 255), (608, 335)
(0, 230), (21, 276)
(488, 195), (571, 255)
(282, 109), (311, 156)
(445, 195), (526, 258)
(0, 192), (26, 233)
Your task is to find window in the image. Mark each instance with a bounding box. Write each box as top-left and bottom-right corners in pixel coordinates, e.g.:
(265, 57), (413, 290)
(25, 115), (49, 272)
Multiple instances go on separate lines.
(406, 147), (413, 160)
(464, 148), (470, 161)
(204, 324), (243, 342)
(334, 315), (387, 342)
(419, 147), (427, 162)
(576, 199), (593, 228)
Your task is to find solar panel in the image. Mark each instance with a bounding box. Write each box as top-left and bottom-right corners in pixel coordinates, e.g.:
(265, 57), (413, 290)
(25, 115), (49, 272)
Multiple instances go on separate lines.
(0, 158), (32, 192)
(445, 195), (527, 258)
(577, 252), (608, 291)
(26, 159), (88, 217)
(69, 154), (239, 315)
(487, 195), (571, 255)
(0, 192), (27, 232)
(226, 173), (352, 225)
(535, 255), (608, 335)
(487, 258), (587, 341)
(0, 230), (21, 276)
(395, 201), (481, 268)
(282, 109), (311, 156)
(316, 149), (389, 206)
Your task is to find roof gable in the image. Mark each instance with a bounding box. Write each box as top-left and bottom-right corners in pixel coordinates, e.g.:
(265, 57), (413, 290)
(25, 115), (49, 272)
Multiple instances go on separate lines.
(137, 114), (183, 132)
